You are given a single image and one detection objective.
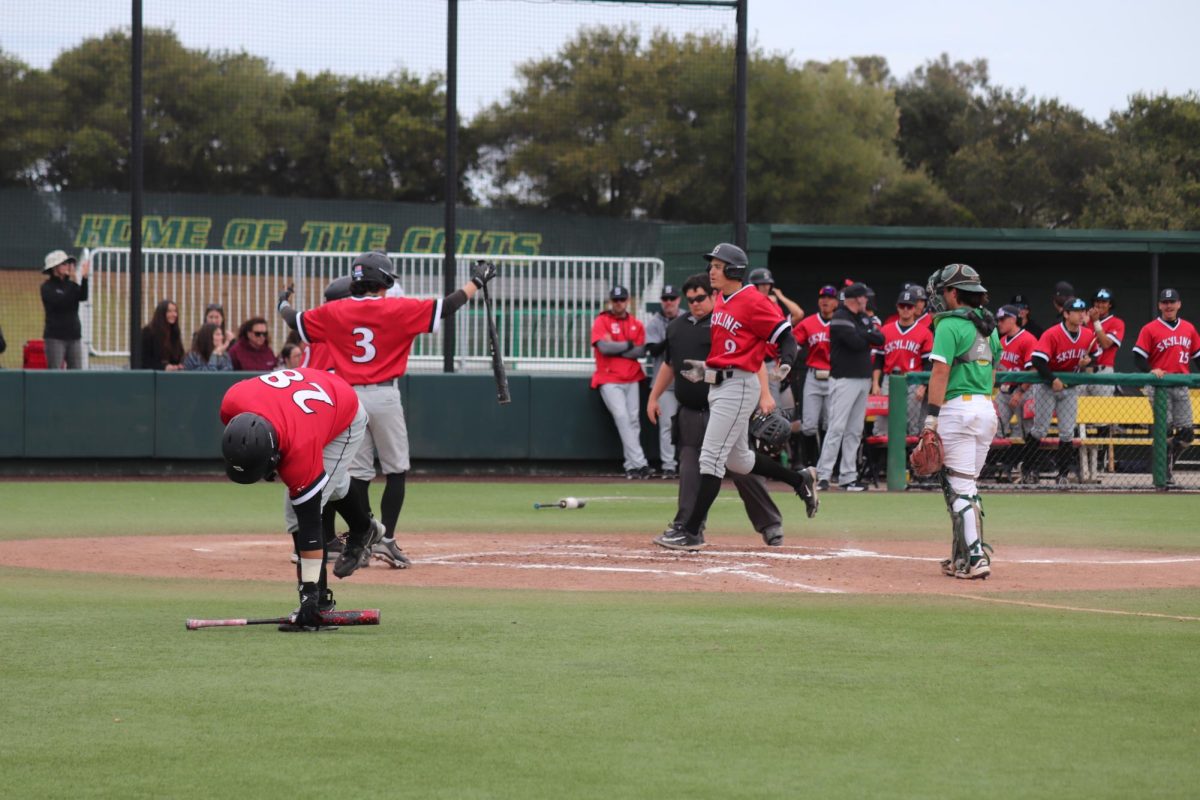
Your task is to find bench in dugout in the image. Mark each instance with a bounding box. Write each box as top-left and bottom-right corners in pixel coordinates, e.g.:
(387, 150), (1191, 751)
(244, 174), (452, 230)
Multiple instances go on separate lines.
(1075, 392), (1200, 482)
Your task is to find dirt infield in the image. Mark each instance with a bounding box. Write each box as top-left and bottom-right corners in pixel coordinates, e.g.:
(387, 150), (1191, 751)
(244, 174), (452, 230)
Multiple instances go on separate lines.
(3, 533), (1200, 595)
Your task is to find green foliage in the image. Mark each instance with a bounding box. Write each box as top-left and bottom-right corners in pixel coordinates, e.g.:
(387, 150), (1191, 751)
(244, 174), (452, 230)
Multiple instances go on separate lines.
(1081, 92), (1200, 229)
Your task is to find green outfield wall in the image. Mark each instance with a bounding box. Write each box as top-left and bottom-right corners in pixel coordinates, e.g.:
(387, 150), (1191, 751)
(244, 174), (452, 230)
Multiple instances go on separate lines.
(1, 371), (658, 465)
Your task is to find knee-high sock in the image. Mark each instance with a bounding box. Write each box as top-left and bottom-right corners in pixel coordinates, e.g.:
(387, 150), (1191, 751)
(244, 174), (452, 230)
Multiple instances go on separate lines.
(330, 493), (371, 542)
(681, 474), (722, 536)
(321, 504), (337, 545)
(380, 472), (407, 538)
(1055, 442), (1074, 476)
(1018, 437), (1041, 473)
(801, 434), (820, 467)
(348, 477), (372, 517)
(751, 452), (803, 492)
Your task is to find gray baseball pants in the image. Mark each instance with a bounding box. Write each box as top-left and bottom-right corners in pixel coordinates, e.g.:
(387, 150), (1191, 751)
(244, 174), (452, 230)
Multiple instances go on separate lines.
(817, 377), (870, 485)
(800, 369), (831, 436)
(599, 381), (648, 471)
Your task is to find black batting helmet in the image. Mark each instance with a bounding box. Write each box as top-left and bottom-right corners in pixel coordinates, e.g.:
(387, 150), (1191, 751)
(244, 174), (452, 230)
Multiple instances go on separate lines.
(324, 275), (353, 302)
(747, 267), (775, 286)
(702, 243), (749, 281)
(350, 251), (397, 295)
(222, 413), (281, 485)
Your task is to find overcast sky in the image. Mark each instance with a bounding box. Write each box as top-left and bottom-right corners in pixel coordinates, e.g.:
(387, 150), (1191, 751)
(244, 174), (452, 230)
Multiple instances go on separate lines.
(2, 0), (1196, 122)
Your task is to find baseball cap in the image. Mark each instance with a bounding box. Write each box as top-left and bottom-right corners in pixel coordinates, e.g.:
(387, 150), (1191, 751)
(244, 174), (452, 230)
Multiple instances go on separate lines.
(818, 285), (838, 298)
(43, 249), (75, 273)
(842, 282), (870, 299)
(1054, 281), (1075, 299)
(909, 285), (927, 301)
(1094, 287), (1113, 301)
(748, 267), (774, 286)
(996, 304), (1020, 320)
(1064, 297), (1088, 312)
(609, 285), (630, 301)
(1160, 288), (1181, 302)
(660, 284), (679, 299)
(896, 289), (917, 306)
(1010, 294), (1028, 308)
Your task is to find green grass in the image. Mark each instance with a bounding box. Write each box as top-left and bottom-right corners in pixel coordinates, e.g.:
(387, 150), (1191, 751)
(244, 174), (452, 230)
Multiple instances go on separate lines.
(1, 481), (1199, 797)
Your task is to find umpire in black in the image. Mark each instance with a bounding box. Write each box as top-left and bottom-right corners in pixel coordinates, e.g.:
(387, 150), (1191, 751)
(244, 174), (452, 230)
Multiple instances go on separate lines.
(646, 272), (785, 545)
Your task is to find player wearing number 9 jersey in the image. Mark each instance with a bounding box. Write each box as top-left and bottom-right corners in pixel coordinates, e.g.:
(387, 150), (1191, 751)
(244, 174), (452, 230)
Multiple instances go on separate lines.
(220, 367), (373, 628)
(279, 251), (497, 569)
(653, 243), (818, 552)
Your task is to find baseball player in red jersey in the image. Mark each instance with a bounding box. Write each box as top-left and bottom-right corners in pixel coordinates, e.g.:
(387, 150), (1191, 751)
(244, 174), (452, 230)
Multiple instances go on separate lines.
(220, 367), (374, 630)
(793, 285), (839, 466)
(1016, 298), (1101, 485)
(883, 283), (932, 330)
(653, 243), (817, 551)
(1133, 288), (1200, 478)
(993, 304), (1037, 439)
(871, 288), (934, 436)
(591, 285), (651, 478)
(278, 252), (497, 569)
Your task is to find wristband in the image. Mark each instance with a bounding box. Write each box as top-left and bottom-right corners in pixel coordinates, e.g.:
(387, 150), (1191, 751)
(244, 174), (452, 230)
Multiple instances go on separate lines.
(926, 404), (940, 417)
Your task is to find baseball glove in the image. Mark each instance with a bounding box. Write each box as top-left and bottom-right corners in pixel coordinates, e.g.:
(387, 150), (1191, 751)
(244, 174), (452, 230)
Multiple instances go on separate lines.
(909, 428), (945, 477)
(749, 409), (791, 451)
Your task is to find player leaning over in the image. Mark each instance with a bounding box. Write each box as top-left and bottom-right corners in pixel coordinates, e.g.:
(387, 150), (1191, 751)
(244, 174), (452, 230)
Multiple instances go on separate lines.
(278, 251), (497, 569)
(922, 264), (1001, 580)
(653, 243), (818, 552)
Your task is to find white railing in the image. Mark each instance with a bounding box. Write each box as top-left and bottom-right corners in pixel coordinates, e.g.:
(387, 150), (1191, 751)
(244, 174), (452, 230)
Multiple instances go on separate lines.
(85, 248), (665, 373)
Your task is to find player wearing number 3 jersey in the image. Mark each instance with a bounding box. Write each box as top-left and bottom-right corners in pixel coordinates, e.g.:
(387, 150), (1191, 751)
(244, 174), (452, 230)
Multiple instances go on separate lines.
(653, 243), (818, 552)
(220, 367), (372, 629)
(279, 251), (497, 569)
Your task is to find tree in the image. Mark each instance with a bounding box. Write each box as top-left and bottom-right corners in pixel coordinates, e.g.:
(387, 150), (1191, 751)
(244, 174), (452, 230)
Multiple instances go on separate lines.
(0, 51), (64, 187)
(895, 54), (989, 182)
(1080, 93), (1200, 229)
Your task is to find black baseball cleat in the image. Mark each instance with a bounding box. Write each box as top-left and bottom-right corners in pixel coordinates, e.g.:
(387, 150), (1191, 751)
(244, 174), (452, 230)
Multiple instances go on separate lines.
(653, 527), (705, 552)
(333, 545), (367, 579)
(796, 466), (820, 518)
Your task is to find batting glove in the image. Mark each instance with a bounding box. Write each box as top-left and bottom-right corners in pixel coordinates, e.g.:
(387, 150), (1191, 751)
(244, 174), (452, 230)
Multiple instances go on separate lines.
(471, 260), (498, 289)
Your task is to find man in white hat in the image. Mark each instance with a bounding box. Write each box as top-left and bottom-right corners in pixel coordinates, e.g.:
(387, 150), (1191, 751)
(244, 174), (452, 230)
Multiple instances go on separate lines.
(40, 250), (90, 369)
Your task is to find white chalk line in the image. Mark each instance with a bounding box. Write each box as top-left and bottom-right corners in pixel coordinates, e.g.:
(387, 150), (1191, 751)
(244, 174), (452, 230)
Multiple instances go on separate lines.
(945, 593), (1200, 622)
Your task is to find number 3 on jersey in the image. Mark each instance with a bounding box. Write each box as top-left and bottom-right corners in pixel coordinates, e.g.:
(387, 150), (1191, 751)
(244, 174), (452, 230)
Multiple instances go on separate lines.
(259, 369), (334, 414)
(352, 327), (376, 363)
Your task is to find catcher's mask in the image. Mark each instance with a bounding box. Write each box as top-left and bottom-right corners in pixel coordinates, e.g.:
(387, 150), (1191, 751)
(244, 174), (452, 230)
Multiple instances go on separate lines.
(925, 263), (986, 313)
(749, 409), (792, 452)
(222, 413), (281, 484)
(350, 250), (397, 295)
(702, 243), (749, 281)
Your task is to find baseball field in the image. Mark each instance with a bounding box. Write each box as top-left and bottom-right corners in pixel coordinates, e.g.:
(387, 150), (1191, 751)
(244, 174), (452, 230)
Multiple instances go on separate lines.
(2, 479), (1198, 798)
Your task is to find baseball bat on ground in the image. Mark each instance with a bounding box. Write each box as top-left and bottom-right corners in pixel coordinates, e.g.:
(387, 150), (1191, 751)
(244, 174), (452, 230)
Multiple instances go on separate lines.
(185, 608), (380, 630)
(533, 497), (586, 510)
(478, 264), (511, 405)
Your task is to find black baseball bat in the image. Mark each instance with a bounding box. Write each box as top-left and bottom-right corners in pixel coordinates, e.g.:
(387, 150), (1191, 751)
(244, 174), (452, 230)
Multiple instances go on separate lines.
(185, 608), (381, 630)
(480, 275), (511, 405)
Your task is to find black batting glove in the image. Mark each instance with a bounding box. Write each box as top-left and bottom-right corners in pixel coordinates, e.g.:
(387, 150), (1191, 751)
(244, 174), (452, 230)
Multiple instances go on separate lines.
(471, 260), (497, 289)
(277, 284), (294, 312)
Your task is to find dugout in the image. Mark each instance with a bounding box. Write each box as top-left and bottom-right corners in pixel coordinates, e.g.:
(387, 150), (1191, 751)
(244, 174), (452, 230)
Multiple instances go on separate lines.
(660, 224), (1200, 372)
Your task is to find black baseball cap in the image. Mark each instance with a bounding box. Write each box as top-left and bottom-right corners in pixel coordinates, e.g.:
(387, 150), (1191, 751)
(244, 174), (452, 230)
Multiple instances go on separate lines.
(1094, 287), (1113, 301)
(1054, 281), (1075, 299)
(660, 284), (679, 299)
(1064, 297), (1088, 312)
(996, 304), (1020, 320)
(1010, 294), (1028, 308)
(896, 289), (917, 306)
(818, 284), (838, 297)
(1160, 288), (1181, 302)
(842, 282), (870, 299)
(610, 285), (630, 301)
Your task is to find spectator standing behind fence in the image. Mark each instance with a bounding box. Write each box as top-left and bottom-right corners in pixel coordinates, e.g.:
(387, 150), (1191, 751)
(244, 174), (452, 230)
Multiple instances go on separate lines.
(139, 299), (184, 371)
(182, 323), (232, 371)
(1017, 297), (1100, 486)
(1083, 288), (1124, 398)
(228, 317), (278, 372)
(1132, 288), (1200, 483)
(817, 282), (883, 491)
(40, 250), (89, 369)
(643, 284), (682, 478)
(592, 285), (651, 479)
(871, 288), (933, 437)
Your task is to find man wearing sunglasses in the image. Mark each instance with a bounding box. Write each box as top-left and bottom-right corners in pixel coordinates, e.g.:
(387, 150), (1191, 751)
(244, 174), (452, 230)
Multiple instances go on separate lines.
(647, 273), (786, 545)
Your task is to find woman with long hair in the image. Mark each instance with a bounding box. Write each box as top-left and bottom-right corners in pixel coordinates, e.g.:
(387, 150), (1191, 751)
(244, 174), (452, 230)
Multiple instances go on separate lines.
(139, 298), (184, 371)
(183, 323), (233, 371)
(227, 316), (278, 372)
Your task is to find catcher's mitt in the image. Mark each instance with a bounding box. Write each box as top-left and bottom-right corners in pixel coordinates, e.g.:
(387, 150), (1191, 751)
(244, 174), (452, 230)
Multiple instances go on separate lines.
(749, 409), (791, 451)
(909, 428), (944, 477)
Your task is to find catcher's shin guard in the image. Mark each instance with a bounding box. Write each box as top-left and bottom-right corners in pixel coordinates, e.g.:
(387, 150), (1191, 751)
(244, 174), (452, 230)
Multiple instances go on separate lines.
(939, 472), (990, 577)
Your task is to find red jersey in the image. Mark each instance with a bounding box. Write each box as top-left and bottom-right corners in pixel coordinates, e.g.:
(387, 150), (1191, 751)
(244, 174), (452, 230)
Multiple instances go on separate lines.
(296, 295), (440, 384)
(874, 320), (933, 374)
(883, 311), (933, 331)
(1093, 314), (1125, 368)
(793, 314), (832, 370)
(1132, 317), (1200, 373)
(591, 311), (646, 387)
(707, 286), (790, 371)
(1032, 323), (1100, 373)
(220, 368), (360, 501)
(302, 341), (336, 371)
(998, 328), (1037, 373)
